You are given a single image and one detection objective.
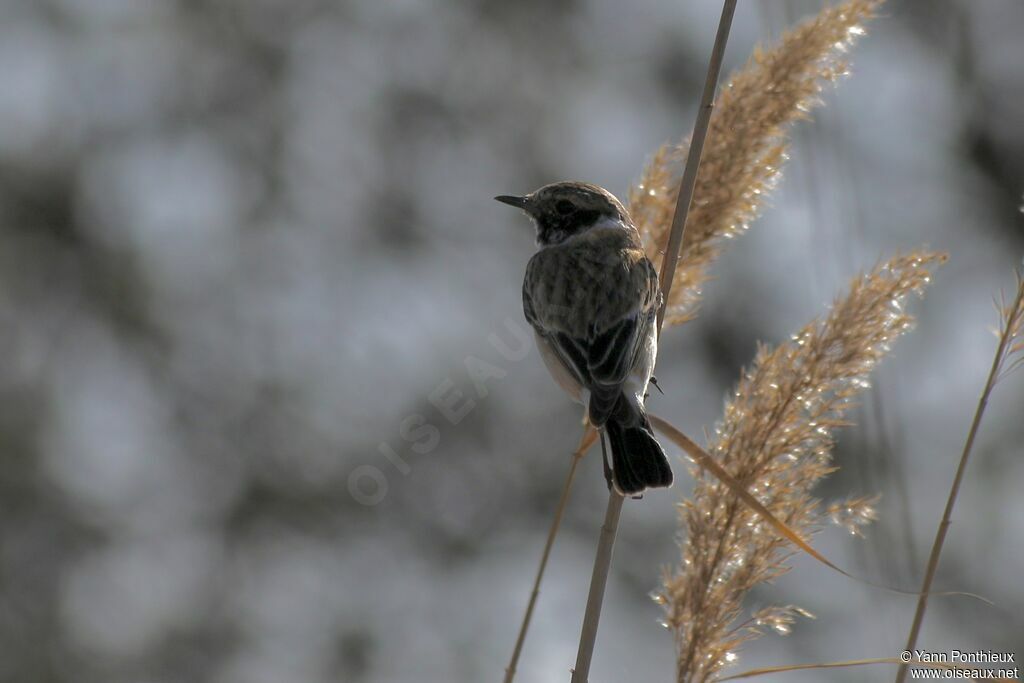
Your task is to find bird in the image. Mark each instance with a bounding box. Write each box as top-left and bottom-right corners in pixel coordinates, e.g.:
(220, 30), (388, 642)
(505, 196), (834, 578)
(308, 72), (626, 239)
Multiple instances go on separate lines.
(495, 181), (673, 495)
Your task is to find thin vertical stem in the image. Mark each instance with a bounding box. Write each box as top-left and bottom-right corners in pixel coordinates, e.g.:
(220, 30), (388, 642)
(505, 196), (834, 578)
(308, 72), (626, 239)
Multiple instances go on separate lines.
(570, 2), (738, 680)
(505, 428), (596, 683)
(570, 434), (624, 683)
(657, 0), (739, 334)
(894, 283), (1024, 683)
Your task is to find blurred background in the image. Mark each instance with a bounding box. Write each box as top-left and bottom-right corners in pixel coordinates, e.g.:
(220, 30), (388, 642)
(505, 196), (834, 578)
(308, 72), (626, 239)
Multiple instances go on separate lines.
(1, 0), (1022, 681)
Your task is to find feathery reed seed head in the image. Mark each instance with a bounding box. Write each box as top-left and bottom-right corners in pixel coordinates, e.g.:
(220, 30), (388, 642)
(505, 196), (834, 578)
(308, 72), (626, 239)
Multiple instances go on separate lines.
(662, 251), (945, 682)
(994, 270), (1024, 382)
(826, 494), (881, 537)
(631, 0), (883, 325)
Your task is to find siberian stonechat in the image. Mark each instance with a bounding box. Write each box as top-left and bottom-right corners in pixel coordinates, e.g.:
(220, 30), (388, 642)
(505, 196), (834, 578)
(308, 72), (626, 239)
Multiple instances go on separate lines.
(496, 181), (672, 495)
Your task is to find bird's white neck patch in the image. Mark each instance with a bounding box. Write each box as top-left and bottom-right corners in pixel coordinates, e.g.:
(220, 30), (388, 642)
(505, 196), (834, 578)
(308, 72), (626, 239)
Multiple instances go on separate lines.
(591, 216), (627, 231)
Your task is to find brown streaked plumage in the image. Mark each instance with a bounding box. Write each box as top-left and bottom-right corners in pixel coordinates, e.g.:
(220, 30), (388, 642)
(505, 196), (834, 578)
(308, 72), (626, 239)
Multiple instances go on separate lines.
(522, 227), (659, 339)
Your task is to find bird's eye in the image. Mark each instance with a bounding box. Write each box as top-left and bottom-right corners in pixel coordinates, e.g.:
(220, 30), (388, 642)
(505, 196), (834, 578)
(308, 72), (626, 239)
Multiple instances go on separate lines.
(556, 200), (574, 215)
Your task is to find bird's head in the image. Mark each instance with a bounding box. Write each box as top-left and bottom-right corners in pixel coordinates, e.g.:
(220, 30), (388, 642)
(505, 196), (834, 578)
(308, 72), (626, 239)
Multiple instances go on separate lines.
(495, 181), (630, 247)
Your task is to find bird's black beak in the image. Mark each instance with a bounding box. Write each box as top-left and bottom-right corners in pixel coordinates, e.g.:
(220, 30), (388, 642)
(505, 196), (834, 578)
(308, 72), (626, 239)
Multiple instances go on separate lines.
(494, 195), (529, 209)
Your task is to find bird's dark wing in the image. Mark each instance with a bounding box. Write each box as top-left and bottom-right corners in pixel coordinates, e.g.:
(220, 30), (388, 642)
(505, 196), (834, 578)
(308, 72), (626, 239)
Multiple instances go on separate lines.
(523, 231), (660, 425)
(554, 309), (653, 426)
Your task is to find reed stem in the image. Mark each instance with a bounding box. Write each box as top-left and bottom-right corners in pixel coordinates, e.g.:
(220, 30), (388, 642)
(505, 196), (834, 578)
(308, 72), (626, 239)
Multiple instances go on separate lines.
(505, 429), (595, 683)
(894, 282), (1024, 683)
(570, 2), (737, 679)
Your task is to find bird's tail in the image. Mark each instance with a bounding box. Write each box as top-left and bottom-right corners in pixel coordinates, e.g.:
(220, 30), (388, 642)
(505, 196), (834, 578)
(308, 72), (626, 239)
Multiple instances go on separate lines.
(604, 409), (673, 495)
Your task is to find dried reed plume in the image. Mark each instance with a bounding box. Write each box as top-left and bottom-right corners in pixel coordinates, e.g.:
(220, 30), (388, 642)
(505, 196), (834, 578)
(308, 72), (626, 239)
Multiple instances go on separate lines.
(660, 251), (946, 683)
(993, 271), (1024, 382)
(631, 0), (881, 325)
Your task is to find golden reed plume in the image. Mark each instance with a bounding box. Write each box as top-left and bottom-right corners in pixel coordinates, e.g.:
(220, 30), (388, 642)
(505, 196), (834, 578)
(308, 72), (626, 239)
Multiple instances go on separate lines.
(631, 0), (883, 325)
(660, 252), (945, 682)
